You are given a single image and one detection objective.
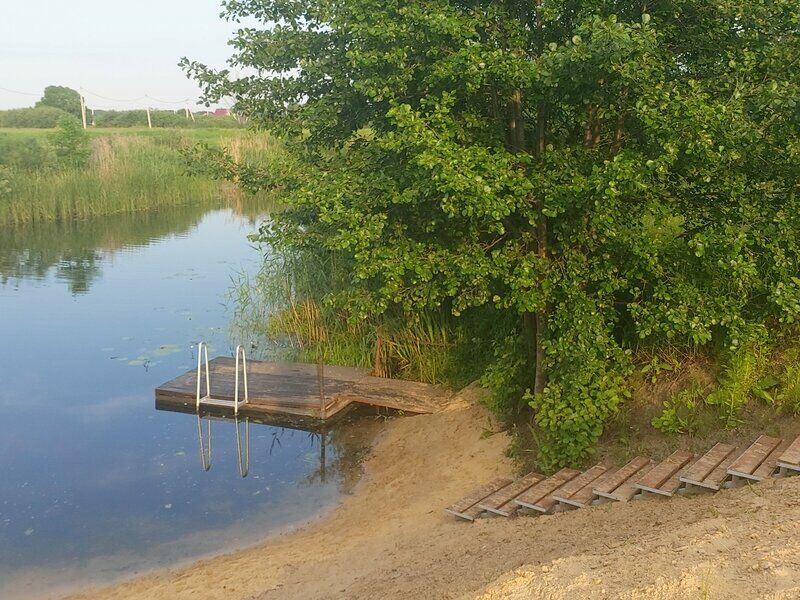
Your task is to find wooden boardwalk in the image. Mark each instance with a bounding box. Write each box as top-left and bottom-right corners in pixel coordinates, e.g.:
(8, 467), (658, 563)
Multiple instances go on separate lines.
(155, 357), (449, 422)
(446, 433), (800, 522)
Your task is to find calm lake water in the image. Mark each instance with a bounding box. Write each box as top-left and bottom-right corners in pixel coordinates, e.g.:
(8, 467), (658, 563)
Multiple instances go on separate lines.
(0, 205), (378, 599)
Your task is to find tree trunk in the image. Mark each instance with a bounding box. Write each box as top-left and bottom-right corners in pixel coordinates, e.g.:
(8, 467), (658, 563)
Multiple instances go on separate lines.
(533, 100), (548, 396)
(531, 0), (548, 397)
(509, 89), (525, 152)
(508, 90), (539, 388)
(611, 88), (628, 156)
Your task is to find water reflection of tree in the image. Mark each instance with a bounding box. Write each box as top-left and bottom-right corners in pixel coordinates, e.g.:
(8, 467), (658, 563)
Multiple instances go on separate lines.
(0, 203), (213, 294)
(54, 250), (103, 294)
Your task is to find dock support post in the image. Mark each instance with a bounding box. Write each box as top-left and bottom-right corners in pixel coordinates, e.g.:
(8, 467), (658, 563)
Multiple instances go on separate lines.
(372, 335), (383, 377)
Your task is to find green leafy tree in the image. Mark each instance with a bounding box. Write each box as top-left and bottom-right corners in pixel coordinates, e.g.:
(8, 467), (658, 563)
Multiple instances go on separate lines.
(184, 0), (800, 467)
(36, 85), (82, 119)
(49, 116), (90, 167)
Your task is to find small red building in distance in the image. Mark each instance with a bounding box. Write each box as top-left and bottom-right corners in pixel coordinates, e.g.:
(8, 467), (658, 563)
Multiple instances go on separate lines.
(213, 108), (229, 116)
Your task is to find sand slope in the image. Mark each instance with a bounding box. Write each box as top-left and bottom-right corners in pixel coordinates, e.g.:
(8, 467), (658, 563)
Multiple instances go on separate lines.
(66, 385), (800, 600)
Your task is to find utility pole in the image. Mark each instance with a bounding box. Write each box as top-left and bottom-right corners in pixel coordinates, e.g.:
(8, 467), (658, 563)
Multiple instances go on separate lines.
(184, 106), (190, 120)
(90, 108), (95, 127)
(146, 106), (152, 129)
(79, 94), (87, 129)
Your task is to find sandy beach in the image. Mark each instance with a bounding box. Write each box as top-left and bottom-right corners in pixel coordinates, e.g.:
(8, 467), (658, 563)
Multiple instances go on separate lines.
(65, 385), (800, 600)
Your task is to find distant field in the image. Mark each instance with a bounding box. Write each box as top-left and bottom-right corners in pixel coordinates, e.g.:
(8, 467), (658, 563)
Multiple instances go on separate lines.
(0, 126), (246, 145)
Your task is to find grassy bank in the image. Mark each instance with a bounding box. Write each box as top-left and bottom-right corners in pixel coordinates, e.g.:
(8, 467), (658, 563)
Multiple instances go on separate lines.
(0, 127), (275, 226)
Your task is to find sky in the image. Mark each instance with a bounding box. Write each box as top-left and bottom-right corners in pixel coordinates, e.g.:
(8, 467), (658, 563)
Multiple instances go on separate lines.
(0, 1), (241, 111)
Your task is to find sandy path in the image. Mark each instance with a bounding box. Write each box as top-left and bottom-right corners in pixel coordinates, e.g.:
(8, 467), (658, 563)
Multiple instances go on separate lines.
(66, 386), (800, 600)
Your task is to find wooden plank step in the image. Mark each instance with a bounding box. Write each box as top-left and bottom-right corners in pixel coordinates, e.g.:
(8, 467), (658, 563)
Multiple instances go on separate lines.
(592, 456), (652, 502)
(680, 443), (737, 490)
(444, 477), (513, 521)
(778, 435), (800, 473)
(551, 465), (608, 508)
(478, 472), (545, 517)
(633, 449), (695, 497)
(752, 440), (788, 481)
(514, 468), (581, 513)
(728, 435), (782, 481)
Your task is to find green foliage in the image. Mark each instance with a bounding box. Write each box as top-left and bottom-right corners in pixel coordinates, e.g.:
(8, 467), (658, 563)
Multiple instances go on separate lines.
(751, 374), (781, 406)
(652, 384), (705, 434)
(760, 345), (800, 415)
(49, 117), (90, 167)
(782, 362), (800, 415)
(186, 0), (800, 466)
(652, 345), (800, 433)
(0, 106), (73, 128)
(232, 252), (466, 383)
(479, 332), (530, 419)
(36, 85), (82, 118)
(0, 165), (11, 200)
(705, 346), (768, 428)
(92, 109), (243, 129)
(641, 356), (675, 385)
(0, 134), (55, 170)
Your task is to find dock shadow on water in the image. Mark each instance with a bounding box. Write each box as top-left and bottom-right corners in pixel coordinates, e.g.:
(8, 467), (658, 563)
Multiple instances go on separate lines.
(0, 204), (385, 600)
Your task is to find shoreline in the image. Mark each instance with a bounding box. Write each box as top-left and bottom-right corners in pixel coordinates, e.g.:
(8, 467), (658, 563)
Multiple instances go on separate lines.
(64, 384), (513, 600)
(63, 384), (800, 599)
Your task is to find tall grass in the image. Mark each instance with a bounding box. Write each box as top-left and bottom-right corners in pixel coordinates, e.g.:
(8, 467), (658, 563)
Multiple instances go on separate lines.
(268, 301), (459, 383)
(228, 255), (467, 385)
(0, 129), (276, 226)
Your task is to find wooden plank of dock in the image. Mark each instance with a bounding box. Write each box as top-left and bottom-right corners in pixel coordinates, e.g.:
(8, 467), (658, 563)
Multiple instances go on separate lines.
(155, 357), (450, 421)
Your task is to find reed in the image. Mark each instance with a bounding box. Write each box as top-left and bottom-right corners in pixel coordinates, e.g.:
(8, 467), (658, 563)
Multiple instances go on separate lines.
(229, 258), (465, 385)
(0, 129), (275, 226)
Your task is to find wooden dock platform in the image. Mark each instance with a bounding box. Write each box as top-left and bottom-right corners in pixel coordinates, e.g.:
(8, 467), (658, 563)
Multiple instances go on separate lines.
(155, 357), (450, 422)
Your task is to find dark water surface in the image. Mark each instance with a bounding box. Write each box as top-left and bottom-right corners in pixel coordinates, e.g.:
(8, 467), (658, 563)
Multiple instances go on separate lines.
(0, 206), (376, 599)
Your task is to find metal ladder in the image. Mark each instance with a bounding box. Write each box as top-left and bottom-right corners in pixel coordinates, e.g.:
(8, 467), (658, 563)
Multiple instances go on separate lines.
(195, 413), (250, 477)
(195, 342), (249, 415)
(194, 342), (250, 476)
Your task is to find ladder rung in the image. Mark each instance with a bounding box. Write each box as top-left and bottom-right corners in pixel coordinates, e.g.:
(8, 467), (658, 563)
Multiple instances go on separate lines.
(200, 397), (242, 408)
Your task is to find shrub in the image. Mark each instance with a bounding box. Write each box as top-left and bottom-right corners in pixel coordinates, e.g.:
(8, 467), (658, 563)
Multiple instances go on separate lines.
(49, 116), (90, 167)
(0, 106), (72, 128)
(652, 384), (706, 434)
(782, 362), (800, 415)
(0, 135), (55, 170)
(705, 346), (768, 428)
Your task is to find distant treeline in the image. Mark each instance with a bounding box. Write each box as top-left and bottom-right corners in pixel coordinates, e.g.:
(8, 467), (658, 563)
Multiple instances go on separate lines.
(0, 106), (243, 129)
